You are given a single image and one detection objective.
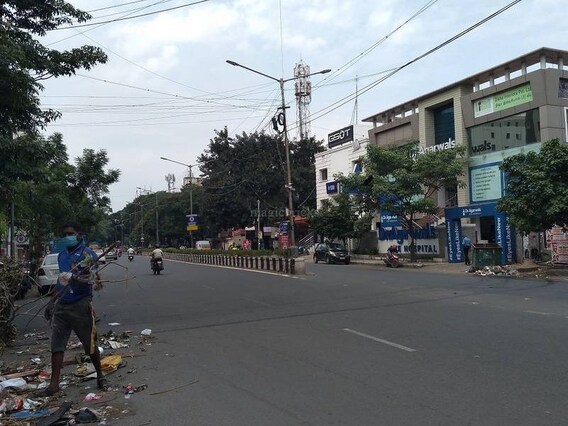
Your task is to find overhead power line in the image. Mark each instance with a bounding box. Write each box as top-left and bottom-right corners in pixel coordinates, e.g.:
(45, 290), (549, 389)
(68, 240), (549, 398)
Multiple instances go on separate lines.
(51, 0), (211, 30)
(297, 0), (524, 131)
(86, 0), (155, 13)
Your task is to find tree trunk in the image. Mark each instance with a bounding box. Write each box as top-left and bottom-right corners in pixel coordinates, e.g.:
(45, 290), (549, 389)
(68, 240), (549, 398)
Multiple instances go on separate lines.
(409, 213), (416, 263)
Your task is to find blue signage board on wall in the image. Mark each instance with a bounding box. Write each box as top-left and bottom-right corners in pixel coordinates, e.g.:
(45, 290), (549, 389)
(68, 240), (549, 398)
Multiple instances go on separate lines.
(326, 181), (339, 194)
(279, 221), (289, 234)
(380, 213), (400, 227)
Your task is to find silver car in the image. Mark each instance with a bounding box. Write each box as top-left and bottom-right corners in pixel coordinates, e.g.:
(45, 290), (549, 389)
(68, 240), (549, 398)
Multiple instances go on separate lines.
(37, 253), (59, 295)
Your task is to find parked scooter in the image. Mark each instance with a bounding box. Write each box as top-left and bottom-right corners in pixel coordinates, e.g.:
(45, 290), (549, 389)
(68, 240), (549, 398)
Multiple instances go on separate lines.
(384, 244), (402, 268)
(384, 252), (401, 268)
(151, 258), (164, 275)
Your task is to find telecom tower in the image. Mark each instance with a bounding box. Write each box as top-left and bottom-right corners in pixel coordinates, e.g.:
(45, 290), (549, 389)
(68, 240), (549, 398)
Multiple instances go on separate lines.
(294, 61), (312, 140)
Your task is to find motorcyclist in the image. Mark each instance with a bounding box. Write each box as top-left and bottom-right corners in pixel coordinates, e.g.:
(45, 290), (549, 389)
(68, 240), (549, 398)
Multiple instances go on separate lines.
(387, 243), (399, 264)
(150, 244), (163, 269)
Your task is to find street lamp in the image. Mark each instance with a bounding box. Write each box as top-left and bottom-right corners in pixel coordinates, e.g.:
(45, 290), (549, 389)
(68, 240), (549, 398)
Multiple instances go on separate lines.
(137, 187), (159, 246)
(160, 156), (198, 248)
(226, 60), (331, 257)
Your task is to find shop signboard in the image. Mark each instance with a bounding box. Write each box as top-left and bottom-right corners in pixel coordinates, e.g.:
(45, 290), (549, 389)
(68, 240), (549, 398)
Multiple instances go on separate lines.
(279, 221), (289, 234)
(446, 219), (463, 263)
(279, 234), (289, 249)
(380, 212), (400, 227)
(328, 125), (353, 148)
(470, 163), (503, 203)
(473, 83), (533, 118)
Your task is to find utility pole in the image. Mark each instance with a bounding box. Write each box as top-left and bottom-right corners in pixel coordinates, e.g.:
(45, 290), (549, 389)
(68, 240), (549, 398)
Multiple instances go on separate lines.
(226, 60), (330, 257)
(257, 199), (261, 250)
(160, 157), (198, 248)
(137, 187), (159, 245)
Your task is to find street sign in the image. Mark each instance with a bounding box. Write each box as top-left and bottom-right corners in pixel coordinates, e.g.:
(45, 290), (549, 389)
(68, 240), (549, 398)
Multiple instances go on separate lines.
(186, 214), (199, 231)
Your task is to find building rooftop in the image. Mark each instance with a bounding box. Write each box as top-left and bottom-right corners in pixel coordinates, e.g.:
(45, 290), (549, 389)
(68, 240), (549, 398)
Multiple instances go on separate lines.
(363, 47), (568, 123)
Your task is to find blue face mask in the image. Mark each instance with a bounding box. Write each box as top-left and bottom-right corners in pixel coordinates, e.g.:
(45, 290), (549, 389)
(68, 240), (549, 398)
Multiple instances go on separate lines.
(63, 235), (79, 248)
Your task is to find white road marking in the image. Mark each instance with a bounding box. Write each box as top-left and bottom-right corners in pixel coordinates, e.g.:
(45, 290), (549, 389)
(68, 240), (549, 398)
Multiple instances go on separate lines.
(524, 310), (553, 316)
(201, 285), (216, 290)
(343, 328), (417, 352)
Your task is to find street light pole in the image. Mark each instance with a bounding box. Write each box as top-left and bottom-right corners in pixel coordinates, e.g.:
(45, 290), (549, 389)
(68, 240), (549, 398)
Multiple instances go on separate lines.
(160, 157), (198, 248)
(226, 60), (331, 257)
(137, 187), (159, 245)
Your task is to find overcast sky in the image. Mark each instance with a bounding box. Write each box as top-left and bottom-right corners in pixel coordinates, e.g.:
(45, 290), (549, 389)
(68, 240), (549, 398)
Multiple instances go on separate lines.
(39, 0), (566, 211)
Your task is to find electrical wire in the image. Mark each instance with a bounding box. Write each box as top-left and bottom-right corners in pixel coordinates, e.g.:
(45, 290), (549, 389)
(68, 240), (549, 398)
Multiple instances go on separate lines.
(86, 0), (156, 13)
(51, 0), (212, 31)
(295, 0), (524, 132)
(313, 0), (440, 90)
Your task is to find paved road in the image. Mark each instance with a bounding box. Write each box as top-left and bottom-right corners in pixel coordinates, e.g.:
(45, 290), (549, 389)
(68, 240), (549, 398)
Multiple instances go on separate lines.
(20, 256), (568, 425)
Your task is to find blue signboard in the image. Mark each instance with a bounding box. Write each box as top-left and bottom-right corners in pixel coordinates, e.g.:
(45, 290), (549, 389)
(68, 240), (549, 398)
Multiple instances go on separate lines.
(380, 212), (400, 227)
(279, 221), (289, 234)
(186, 214), (199, 231)
(444, 202), (516, 264)
(326, 181), (339, 194)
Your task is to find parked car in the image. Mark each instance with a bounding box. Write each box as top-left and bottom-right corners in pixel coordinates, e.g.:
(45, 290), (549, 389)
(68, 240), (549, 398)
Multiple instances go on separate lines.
(313, 242), (351, 264)
(37, 253), (59, 295)
(106, 249), (118, 261)
(196, 240), (211, 250)
(95, 250), (106, 264)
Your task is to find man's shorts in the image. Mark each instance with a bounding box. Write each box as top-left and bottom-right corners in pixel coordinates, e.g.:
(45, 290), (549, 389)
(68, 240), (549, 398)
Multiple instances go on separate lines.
(51, 297), (97, 354)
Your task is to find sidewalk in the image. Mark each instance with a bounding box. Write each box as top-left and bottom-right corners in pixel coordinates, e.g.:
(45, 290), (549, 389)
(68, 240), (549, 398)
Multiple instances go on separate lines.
(303, 254), (568, 279)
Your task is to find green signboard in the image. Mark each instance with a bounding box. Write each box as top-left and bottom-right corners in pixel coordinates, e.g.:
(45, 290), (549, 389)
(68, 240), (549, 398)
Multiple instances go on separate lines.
(474, 83), (533, 118)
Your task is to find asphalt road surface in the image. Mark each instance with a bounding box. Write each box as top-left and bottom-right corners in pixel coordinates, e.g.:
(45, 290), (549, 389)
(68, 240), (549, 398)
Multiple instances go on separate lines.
(19, 256), (568, 425)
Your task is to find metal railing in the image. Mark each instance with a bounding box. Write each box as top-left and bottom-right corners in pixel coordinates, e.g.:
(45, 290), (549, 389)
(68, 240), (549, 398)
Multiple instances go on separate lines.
(163, 252), (296, 274)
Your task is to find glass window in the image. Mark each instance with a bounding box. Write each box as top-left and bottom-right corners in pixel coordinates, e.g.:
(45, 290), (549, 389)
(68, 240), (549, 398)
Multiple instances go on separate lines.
(468, 109), (540, 156)
(433, 102), (455, 145)
(320, 168), (328, 181)
(353, 161), (363, 175)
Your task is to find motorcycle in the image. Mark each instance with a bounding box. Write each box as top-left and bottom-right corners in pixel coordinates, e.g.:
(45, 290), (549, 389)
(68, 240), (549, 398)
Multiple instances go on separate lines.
(16, 263), (32, 299)
(151, 258), (164, 275)
(384, 252), (401, 268)
(128, 254), (134, 262)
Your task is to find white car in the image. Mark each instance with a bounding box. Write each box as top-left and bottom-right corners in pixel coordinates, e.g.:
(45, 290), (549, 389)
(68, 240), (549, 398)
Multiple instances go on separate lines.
(37, 254), (59, 295)
(95, 250), (106, 264)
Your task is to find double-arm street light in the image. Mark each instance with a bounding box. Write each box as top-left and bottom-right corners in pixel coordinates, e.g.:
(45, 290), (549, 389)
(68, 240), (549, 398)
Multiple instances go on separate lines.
(226, 60), (331, 256)
(137, 187), (159, 246)
(160, 156), (198, 247)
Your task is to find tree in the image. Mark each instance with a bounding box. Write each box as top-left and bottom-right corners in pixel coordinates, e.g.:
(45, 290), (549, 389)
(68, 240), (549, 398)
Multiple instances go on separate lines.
(198, 128), (323, 233)
(339, 141), (466, 261)
(12, 135), (120, 259)
(0, 0), (107, 137)
(308, 192), (371, 245)
(498, 138), (568, 233)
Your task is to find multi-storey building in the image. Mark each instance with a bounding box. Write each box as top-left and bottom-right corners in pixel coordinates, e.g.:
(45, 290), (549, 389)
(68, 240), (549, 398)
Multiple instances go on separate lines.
(362, 47), (568, 263)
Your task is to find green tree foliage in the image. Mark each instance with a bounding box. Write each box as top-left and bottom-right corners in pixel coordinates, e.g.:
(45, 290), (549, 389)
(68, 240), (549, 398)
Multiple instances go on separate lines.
(0, 0), (107, 137)
(498, 138), (568, 233)
(308, 192), (371, 245)
(339, 141), (466, 261)
(12, 134), (120, 259)
(198, 128), (323, 232)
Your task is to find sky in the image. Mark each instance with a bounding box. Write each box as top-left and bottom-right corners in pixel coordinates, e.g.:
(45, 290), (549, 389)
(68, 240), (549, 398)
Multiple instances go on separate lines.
(39, 0), (567, 212)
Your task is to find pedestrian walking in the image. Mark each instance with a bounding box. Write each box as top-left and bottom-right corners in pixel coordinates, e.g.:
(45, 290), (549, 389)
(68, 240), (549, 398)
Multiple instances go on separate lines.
(40, 222), (107, 396)
(462, 235), (472, 265)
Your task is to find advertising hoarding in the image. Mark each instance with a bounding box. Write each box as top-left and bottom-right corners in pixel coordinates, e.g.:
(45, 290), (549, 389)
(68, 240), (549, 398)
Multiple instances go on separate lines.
(328, 125), (354, 148)
(473, 83), (533, 118)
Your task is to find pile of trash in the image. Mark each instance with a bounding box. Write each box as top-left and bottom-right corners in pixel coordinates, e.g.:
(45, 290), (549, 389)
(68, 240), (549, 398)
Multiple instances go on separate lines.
(0, 326), (156, 424)
(467, 265), (520, 276)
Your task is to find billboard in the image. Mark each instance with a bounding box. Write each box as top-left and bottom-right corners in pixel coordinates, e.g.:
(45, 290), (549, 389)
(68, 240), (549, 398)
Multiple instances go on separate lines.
(328, 125), (354, 148)
(186, 214), (199, 231)
(473, 83), (533, 118)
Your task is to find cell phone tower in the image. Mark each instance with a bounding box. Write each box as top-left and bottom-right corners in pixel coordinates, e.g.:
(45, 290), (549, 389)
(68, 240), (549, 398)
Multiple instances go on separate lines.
(294, 61), (312, 140)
